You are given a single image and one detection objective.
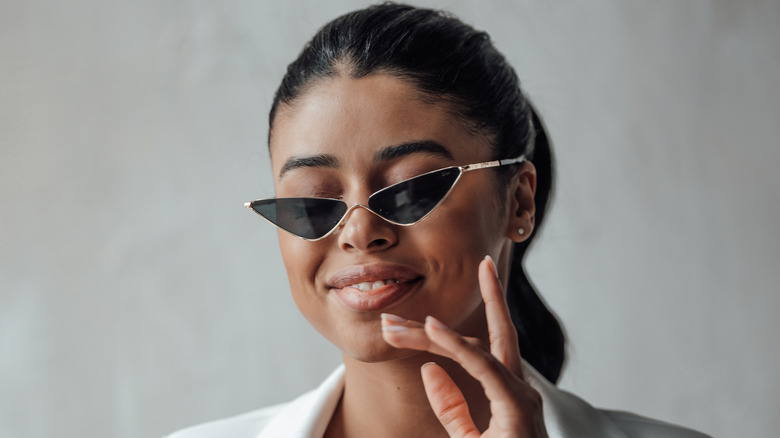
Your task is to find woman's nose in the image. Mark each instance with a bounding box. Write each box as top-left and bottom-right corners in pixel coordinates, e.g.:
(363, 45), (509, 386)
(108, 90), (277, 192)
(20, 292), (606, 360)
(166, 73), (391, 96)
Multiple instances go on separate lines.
(336, 204), (398, 252)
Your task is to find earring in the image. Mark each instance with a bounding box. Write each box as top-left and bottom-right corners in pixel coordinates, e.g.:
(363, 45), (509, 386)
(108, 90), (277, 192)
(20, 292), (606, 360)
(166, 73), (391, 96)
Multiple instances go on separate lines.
(518, 227), (525, 236)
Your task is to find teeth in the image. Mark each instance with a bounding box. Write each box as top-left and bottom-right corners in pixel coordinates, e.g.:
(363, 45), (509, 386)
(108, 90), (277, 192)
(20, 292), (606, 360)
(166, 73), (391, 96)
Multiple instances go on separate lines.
(347, 279), (399, 291)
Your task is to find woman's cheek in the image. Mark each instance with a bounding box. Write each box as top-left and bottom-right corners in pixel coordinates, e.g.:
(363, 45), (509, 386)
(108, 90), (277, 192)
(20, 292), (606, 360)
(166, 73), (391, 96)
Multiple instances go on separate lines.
(279, 234), (323, 308)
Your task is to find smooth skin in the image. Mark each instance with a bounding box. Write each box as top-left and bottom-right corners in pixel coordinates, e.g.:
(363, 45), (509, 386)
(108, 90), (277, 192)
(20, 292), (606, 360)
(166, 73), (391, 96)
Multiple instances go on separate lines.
(270, 72), (544, 437)
(382, 256), (547, 437)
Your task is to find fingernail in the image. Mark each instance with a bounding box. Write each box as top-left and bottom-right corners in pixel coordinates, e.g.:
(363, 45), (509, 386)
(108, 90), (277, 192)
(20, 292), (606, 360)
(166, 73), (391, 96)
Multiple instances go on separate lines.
(421, 361), (436, 370)
(382, 324), (409, 332)
(381, 313), (407, 324)
(426, 315), (448, 330)
(485, 255), (499, 278)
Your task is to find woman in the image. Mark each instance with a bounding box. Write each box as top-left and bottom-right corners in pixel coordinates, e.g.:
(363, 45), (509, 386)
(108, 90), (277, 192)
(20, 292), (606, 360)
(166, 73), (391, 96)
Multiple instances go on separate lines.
(170, 4), (709, 437)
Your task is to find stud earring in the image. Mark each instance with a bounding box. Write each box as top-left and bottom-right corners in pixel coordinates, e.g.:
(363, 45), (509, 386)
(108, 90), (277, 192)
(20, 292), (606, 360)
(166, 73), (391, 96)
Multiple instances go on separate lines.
(518, 227), (525, 236)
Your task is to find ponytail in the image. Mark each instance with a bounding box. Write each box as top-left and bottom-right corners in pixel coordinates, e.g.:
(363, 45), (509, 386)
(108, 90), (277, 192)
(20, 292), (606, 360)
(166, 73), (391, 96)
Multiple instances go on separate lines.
(505, 105), (566, 383)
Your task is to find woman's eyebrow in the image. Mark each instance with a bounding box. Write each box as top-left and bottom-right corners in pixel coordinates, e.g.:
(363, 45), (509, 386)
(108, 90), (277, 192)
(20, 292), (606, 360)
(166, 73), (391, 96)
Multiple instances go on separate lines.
(374, 140), (454, 162)
(279, 154), (339, 178)
(278, 141), (452, 178)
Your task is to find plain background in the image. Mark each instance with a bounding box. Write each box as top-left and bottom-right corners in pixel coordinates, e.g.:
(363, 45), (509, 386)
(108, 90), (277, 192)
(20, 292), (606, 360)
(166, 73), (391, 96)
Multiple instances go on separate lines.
(2, 1), (779, 437)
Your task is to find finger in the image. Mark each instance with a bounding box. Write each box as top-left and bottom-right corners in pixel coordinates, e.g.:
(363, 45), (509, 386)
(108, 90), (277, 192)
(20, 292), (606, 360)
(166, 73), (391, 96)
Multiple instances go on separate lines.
(421, 362), (479, 438)
(424, 315), (519, 403)
(382, 314), (485, 357)
(425, 318), (547, 435)
(480, 256), (522, 376)
(381, 314), (485, 354)
(381, 313), (450, 357)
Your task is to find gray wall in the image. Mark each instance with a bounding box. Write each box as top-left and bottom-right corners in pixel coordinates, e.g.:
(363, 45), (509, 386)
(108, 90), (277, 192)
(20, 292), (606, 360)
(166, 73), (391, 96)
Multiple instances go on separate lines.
(2, 1), (778, 437)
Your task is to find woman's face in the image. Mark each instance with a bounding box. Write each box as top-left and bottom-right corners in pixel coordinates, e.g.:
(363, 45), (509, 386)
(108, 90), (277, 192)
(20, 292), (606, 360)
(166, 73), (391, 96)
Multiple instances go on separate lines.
(269, 73), (526, 362)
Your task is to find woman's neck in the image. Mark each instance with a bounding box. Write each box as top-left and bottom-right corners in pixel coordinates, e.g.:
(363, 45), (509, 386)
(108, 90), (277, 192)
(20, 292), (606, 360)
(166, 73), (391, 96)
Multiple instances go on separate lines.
(325, 327), (491, 438)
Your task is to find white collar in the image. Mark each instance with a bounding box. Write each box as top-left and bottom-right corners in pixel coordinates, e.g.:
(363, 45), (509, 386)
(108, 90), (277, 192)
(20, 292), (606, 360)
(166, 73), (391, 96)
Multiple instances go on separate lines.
(520, 361), (630, 438)
(257, 361), (630, 438)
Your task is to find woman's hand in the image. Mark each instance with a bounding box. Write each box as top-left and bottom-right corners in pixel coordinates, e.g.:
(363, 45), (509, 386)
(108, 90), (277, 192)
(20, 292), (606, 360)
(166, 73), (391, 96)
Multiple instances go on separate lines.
(381, 256), (548, 438)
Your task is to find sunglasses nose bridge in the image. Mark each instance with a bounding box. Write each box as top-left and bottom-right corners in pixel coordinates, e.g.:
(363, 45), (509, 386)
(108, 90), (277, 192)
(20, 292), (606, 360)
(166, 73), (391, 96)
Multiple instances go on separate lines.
(335, 203), (389, 230)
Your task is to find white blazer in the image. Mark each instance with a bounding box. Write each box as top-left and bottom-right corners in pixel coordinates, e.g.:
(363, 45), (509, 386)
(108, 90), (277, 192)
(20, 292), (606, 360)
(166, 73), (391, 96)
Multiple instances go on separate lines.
(167, 362), (710, 438)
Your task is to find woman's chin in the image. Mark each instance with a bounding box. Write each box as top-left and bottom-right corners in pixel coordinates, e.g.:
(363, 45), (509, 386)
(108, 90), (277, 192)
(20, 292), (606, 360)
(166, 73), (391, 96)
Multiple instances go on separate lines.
(310, 309), (436, 364)
(339, 337), (423, 364)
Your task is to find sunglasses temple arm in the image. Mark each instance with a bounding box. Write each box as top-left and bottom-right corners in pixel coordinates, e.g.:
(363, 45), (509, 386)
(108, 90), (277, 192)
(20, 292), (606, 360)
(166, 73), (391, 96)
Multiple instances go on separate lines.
(462, 155), (526, 172)
(499, 155), (526, 166)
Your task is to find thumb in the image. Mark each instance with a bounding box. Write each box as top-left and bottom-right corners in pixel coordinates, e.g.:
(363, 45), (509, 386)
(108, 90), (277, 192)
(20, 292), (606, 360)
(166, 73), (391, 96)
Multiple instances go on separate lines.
(421, 362), (479, 438)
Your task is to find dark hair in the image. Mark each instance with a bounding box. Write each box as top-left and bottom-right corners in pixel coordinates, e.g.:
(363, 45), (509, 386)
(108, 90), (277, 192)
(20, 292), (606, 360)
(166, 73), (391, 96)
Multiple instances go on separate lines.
(270, 3), (566, 383)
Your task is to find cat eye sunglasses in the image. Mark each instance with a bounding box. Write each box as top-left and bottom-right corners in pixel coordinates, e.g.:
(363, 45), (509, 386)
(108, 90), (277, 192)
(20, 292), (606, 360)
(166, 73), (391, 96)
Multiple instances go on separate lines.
(245, 156), (526, 241)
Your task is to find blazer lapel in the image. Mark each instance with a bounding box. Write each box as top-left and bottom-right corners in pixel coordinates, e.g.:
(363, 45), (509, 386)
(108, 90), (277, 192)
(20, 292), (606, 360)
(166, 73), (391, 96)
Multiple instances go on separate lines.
(522, 361), (630, 438)
(256, 366), (345, 438)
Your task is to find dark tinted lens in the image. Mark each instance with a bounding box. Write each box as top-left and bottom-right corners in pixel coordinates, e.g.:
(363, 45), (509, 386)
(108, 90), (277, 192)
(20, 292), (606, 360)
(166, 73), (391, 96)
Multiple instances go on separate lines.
(368, 167), (461, 224)
(251, 198), (347, 239)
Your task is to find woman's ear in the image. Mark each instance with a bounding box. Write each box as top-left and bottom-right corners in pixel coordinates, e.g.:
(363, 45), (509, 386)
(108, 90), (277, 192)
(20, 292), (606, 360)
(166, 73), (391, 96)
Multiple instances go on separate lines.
(506, 161), (537, 242)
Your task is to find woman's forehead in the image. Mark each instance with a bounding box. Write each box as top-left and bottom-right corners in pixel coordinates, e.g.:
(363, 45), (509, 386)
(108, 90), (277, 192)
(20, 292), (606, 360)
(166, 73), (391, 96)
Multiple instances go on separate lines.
(269, 74), (490, 173)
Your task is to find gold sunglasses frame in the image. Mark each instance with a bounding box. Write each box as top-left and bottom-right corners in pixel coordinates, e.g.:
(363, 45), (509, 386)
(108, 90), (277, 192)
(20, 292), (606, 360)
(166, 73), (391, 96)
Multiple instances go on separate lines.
(244, 155), (526, 241)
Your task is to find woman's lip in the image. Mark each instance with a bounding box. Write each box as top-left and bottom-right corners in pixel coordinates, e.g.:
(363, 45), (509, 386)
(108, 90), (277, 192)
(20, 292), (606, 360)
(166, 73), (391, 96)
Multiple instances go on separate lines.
(331, 279), (420, 312)
(327, 263), (422, 289)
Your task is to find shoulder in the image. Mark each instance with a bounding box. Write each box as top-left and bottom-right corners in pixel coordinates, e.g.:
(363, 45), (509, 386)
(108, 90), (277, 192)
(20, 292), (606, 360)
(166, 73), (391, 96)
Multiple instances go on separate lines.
(164, 403), (287, 438)
(521, 360), (711, 438)
(164, 365), (346, 438)
(602, 410), (712, 438)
